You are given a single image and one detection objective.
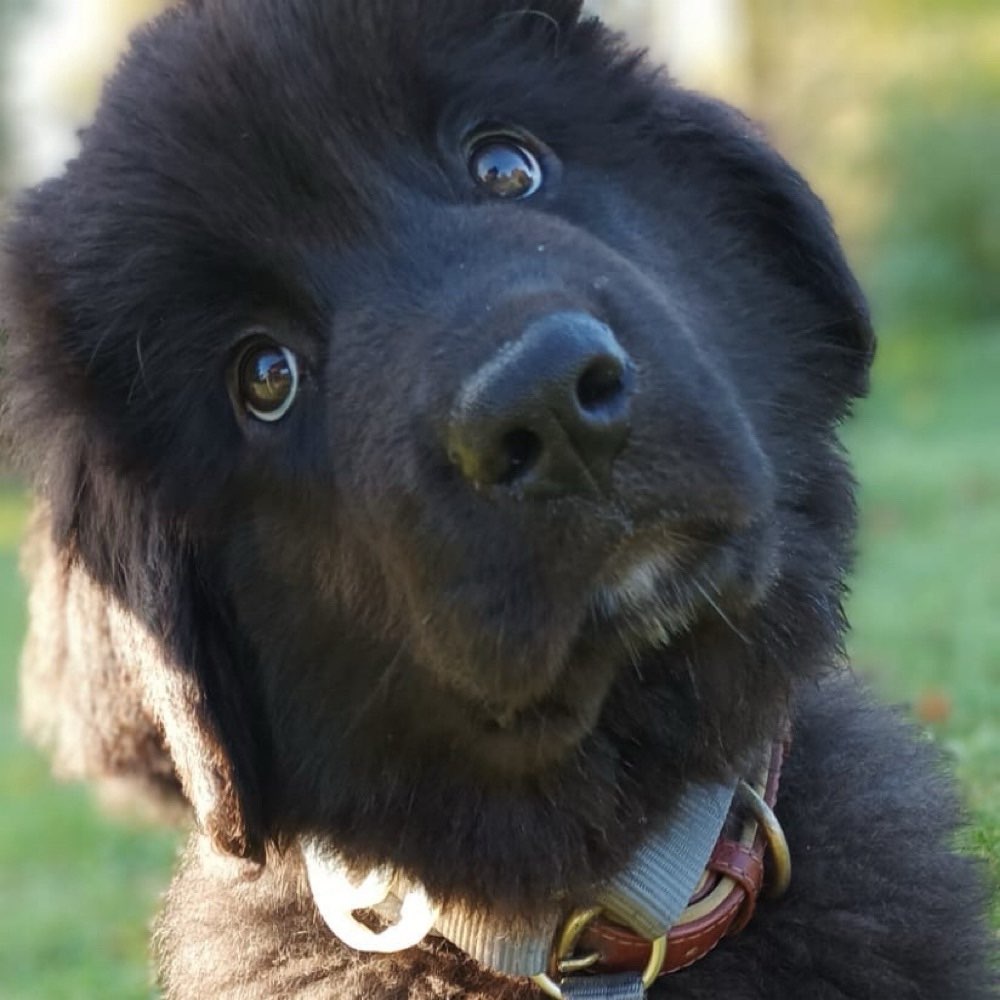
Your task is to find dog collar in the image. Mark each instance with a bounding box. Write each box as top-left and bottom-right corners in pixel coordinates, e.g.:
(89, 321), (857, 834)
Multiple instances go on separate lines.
(303, 739), (790, 999)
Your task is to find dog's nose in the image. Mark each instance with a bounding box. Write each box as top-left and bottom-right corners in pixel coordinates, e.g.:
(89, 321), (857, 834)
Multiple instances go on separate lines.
(447, 313), (634, 497)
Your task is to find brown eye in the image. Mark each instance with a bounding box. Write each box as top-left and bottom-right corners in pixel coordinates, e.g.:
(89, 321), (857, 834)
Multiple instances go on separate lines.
(236, 339), (300, 422)
(468, 138), (543, 199)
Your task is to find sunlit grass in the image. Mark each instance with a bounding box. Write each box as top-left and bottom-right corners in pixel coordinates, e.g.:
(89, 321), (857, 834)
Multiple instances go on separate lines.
(0, 534), (179, 999)
(0, 486), (28, 548)
(845, 328), (1000, 923)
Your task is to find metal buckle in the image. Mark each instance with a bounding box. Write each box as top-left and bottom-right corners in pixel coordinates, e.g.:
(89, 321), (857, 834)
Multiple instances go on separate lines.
(737, 780), (792, 898)
(531, 906), (667, 999)
(530, 768), (788, 998)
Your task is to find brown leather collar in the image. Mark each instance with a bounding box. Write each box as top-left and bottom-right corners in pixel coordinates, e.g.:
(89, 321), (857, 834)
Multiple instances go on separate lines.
(574, 737), (790, 978)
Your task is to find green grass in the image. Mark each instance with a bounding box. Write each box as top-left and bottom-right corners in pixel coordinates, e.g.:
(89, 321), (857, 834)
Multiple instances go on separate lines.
(844, 327), (1000, 925)
(0, 330), (997, 996)
(0, 513), (180, 999)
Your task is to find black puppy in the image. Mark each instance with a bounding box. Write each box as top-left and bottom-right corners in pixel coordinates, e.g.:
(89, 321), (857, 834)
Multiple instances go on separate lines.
(2, 1), (994, 997)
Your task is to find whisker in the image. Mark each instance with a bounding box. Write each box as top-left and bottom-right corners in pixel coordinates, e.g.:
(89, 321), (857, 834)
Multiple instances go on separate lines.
(495, 8), (562, 41)
(340, 639), (408, 738)
(692, 577), (750, 646)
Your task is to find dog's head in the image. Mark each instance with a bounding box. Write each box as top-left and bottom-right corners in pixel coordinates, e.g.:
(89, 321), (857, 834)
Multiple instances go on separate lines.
(1, 0), (873, 915)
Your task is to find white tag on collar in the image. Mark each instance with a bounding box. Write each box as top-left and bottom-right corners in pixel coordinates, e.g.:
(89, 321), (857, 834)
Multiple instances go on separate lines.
(302, 839), (439, 954)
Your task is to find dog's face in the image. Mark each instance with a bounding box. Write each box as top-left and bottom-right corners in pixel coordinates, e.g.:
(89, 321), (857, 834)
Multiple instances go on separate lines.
(1, 0), (872, 914)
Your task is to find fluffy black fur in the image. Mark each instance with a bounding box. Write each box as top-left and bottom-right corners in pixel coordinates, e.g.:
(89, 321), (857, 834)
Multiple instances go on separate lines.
(1, 0), (994, 996)
(152, 679), (995, 999)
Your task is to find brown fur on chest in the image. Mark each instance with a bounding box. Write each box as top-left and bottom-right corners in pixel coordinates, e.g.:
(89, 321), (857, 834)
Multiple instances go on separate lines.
(155, 836), (536, 1000)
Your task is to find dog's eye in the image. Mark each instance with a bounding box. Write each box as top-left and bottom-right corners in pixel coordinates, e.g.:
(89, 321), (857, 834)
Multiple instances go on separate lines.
(236, 339), (300, 422)
(468, 137), (543, 200)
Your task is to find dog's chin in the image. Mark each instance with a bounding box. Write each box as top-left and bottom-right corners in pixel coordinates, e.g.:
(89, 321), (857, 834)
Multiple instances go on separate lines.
(465, 684), (611, 776)
(429, 607), (661, 779)
(411, 626), (621, 779)
(420, 534), (778, 778)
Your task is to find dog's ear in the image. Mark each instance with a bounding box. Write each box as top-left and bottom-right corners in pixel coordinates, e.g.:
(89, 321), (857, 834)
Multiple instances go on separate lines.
(660, 91), (876, 405)
(1, 200), (266, 865)
(105, 566), (266, 863)
(18, 495), (266, 864)
(19, 504), (184, 815)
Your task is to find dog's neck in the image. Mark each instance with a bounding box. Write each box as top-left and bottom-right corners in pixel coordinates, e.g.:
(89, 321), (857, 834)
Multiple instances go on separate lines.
(302, 738), (790, 998)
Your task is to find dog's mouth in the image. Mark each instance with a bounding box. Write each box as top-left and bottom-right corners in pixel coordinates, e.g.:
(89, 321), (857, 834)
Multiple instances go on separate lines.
(426, 526), (778, 777)
(471, 691), (609, 774)
(459, 638), (617, 774)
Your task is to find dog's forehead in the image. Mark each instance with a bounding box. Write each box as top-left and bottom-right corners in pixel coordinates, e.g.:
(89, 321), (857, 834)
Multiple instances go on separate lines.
(65, 0), (626, 255)
(143, 2), (588, 159)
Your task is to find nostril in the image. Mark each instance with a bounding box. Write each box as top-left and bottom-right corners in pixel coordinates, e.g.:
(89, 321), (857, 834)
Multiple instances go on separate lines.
(576, 357), (627, 414)
(447, 313), (634, 497)
(499, 428), (543, 484)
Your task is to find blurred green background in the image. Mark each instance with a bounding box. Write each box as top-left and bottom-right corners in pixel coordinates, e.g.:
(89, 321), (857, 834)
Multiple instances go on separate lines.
(0, 0), (997, 996)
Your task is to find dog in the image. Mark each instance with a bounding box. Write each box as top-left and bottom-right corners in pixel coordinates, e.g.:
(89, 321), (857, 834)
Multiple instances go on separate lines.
(1, 1), (994, 997)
